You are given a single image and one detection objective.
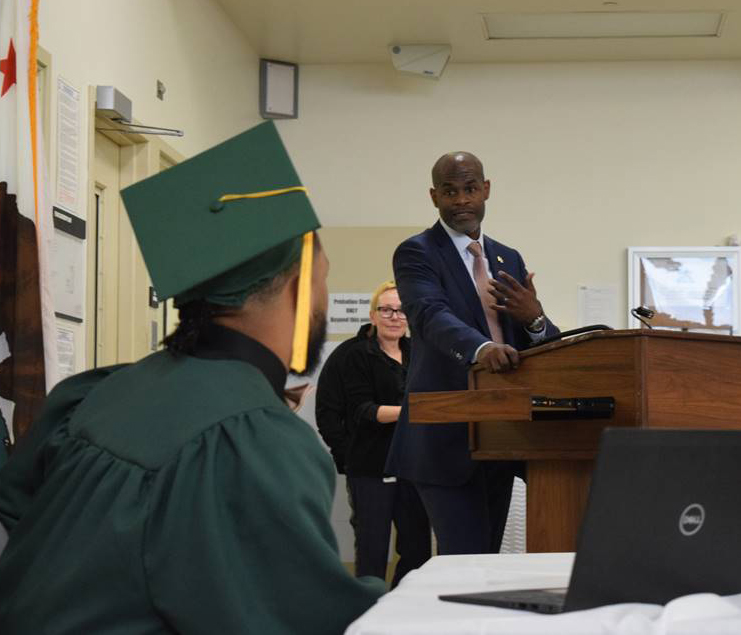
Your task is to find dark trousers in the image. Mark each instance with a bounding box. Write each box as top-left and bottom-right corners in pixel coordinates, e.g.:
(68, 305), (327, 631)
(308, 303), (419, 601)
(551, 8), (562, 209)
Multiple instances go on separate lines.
(346, 476), (431, 588)
(415, 461), (523, 555)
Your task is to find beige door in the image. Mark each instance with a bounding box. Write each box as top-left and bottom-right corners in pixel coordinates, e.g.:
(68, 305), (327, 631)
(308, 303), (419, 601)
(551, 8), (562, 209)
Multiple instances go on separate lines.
(89, 132), (164, 367)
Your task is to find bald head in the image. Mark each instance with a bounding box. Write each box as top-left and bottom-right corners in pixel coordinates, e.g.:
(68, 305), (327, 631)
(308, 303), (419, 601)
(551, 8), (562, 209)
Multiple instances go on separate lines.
(429, 151), (490, 238)
(431, 152), (485, 188)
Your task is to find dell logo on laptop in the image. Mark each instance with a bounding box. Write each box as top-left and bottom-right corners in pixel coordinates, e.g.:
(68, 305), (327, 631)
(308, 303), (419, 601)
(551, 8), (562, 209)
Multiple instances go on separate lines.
(679, 503), (705, 536)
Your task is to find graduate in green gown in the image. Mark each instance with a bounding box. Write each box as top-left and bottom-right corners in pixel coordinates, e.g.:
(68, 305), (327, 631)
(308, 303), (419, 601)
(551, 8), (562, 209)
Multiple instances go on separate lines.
(0, 121), (384, 634)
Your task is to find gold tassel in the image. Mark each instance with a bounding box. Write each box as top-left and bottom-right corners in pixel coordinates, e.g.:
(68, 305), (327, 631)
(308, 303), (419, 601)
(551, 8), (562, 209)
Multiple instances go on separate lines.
(219, 186), (307, 202)
(289, 232), (314, 373)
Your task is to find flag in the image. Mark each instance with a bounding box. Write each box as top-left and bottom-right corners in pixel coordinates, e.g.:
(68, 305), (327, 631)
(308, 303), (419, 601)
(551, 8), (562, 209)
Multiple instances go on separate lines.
(0, 0), (58, 457)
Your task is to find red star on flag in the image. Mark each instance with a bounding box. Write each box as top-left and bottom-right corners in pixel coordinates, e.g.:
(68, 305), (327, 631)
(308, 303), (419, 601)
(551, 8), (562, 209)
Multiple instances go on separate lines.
(1, 38), (17, 97)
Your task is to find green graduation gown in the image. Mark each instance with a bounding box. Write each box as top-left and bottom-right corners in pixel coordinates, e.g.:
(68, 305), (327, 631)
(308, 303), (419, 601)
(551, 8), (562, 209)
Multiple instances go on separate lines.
(0, 326), (384, 634)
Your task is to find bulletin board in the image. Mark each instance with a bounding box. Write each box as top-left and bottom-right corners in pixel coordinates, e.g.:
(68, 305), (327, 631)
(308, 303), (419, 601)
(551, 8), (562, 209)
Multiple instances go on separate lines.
(627, 246), (740, 335)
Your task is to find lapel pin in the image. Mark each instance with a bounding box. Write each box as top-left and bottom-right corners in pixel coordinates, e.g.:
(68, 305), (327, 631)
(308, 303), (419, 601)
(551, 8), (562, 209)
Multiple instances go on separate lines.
(497, 256), (504, 263)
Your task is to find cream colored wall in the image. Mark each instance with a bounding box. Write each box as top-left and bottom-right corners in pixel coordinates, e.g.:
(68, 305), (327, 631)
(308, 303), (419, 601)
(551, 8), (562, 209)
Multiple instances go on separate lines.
(320, 227), (426, 288)
(319, 226), (424, 340)
(279, 61), (741, 331)
(38, 0), (261, 373)
(40, 0), (261, 166)
(38, 4), (741, 360)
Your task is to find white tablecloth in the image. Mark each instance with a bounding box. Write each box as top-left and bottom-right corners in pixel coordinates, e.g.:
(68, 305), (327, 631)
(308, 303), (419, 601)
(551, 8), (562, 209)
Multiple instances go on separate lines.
(345, 553), (741, 635)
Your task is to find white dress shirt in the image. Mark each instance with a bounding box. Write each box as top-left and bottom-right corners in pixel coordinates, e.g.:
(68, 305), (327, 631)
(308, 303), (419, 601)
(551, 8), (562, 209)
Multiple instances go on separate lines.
(439, 219), (546, 361)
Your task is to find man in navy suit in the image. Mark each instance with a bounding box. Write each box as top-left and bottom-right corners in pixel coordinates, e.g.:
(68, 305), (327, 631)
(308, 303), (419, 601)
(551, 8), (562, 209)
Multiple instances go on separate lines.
(386, 151), (558, 555)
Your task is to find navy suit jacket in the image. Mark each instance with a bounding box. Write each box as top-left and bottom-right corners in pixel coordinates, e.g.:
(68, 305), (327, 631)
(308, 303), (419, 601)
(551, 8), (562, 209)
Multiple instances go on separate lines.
(385, 221), (559, 486)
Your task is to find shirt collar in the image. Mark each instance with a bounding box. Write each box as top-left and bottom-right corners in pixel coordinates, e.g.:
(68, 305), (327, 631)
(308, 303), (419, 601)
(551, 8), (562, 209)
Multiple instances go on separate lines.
(192, 322), (287, 398)
(439, 218), (485, 258)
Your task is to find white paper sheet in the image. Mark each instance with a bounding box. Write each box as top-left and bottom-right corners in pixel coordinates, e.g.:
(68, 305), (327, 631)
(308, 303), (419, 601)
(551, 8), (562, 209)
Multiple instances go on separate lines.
(50, 222), (85, 321)
(56, 326), (76, 379)
(577, 285), (618, 328)
(56, 77), (80, 213)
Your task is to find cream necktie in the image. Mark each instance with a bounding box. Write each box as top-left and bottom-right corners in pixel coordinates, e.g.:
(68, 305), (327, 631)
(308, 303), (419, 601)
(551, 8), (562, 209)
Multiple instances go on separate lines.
(466, 241), (504, 343)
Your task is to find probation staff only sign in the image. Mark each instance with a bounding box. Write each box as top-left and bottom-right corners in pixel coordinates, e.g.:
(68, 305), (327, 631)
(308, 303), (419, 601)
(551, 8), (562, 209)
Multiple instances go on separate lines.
(328, 293), (371, 334)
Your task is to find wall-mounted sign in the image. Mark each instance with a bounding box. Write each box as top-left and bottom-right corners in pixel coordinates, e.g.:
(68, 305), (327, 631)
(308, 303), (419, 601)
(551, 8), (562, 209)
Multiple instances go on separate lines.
(56, 77), (80, 213)
(328, 293), (371, 334)
(50, 207), (85, 322)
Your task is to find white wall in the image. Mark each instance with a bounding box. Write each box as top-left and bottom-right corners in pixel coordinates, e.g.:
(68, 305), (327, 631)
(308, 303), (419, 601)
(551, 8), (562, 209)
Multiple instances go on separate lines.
(39, 0), (261, 218)
(279, 61), (741, 330)
(35, 6), (741, 352)
(38, 0), (262, 375)
(39, 0), (259, 161)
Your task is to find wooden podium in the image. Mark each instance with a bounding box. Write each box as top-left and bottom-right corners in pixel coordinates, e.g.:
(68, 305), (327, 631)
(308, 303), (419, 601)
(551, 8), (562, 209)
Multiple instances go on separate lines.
(409, 329), (741, 553)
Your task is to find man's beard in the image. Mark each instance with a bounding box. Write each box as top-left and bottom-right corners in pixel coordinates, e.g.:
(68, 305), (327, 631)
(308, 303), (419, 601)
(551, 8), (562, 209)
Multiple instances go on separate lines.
(292, 309), (327, 377)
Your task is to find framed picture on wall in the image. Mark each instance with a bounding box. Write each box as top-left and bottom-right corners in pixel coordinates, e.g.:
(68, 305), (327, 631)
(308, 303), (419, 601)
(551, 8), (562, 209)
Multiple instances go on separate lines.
(627, 247), (741, 335)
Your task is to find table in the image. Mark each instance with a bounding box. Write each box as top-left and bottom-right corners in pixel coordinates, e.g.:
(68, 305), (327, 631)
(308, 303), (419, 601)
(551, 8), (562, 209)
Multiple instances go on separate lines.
(345, 553), (741, 635)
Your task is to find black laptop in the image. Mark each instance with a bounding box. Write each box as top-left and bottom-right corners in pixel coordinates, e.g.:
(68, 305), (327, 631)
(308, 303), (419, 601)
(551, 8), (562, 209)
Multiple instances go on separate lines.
(440, 427), (741, 613)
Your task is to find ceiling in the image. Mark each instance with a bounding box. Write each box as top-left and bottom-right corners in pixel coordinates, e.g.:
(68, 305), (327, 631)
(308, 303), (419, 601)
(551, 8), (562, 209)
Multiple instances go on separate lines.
(215, 0), (741, 65)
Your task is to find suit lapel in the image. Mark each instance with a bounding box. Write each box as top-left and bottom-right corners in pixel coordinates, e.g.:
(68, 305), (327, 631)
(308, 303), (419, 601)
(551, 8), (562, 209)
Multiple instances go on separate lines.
(431, 222), (490, 337)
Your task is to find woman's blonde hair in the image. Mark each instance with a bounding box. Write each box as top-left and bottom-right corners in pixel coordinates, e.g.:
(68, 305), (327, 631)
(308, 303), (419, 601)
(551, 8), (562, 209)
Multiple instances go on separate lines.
(370, 280), (397, 313)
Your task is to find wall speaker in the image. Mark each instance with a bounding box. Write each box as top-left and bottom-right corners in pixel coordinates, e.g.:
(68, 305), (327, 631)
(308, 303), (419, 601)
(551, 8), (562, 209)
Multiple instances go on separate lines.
(260, 58), (299, 119)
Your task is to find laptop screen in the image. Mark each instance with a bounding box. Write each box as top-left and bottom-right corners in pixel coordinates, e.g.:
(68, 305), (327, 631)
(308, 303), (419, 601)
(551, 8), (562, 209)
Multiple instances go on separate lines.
(565, 428), (741, 611)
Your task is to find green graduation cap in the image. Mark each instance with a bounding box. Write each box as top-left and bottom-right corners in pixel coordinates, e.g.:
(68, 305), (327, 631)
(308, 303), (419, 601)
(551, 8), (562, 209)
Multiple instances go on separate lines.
(120, 120), (320, 372)
(121, 120), (318, 302)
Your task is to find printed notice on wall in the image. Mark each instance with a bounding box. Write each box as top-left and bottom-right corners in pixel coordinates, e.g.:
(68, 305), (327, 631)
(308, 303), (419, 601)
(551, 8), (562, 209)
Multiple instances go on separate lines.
(56, 327), (76, 379)
(328, 293), (372, 334)
(56, 77), (80, 213)
(577, 285), (619, 329)
(50, 208), (86, 322)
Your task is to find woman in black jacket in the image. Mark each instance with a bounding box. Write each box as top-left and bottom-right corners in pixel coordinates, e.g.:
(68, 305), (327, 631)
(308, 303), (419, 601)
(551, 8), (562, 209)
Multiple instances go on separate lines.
(343, 281), (430, 588)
